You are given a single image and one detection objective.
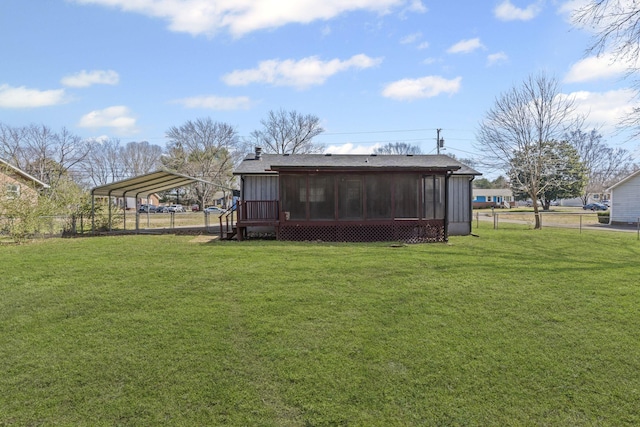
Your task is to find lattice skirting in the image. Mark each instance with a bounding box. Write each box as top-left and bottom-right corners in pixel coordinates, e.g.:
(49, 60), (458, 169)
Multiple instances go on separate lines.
(278, 221), (445, 243)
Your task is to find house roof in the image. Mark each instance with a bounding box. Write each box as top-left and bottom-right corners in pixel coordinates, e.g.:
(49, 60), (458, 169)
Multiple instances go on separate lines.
(606, 169), (640, 192)
(0, 158), (50, 189)
(234, 153), (481, 175)
(472, 188), (513, 196)
(91, 170), (215, 198)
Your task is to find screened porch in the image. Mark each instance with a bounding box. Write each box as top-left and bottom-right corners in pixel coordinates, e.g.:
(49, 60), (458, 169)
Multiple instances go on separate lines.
(237, 171), (451, 243)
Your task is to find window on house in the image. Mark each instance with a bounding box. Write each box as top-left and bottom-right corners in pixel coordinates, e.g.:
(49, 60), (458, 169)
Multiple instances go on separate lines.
(365, 175), (392, 219)
(394, 174), (419, 218)
(281, 174), (307, 220)
(308, 175), (334, 220)
(6, 183), (20, 199)
(423, 175), (444, 219)
(338, 177), (363, 220)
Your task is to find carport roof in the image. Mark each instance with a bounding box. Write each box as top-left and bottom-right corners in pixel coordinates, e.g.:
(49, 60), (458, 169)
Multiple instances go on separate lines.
(91, 170), (214, 198)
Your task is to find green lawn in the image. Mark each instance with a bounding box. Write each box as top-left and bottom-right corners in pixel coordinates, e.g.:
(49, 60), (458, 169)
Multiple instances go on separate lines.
(1, 224), (639, 426)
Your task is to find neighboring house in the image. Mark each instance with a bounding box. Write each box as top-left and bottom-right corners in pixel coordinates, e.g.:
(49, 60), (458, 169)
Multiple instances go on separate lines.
(0, 158), (49, 206)
(232, 148), (481, 243)
(108, 194), (160, 210)
(557, 193), (609, 208)
(472, 188), (514, 208)
(606, 170), (640, 225)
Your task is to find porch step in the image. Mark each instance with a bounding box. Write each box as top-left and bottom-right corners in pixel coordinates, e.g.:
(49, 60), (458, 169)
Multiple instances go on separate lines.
(222, 226), (237, 240)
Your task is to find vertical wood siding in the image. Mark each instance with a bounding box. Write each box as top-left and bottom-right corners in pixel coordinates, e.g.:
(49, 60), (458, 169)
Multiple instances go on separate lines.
(243, 175), (279, 200)
(611, 174), (640, 223)
(447, 175), (473, 235)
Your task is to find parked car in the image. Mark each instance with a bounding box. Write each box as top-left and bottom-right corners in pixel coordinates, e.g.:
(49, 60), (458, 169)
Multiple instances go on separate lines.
(204, 206), (224, 214)
(156, 205), (168, 213)
(191, 204), (200, 212)
(583, 203), (608, 211)
(138, 204), (157, 213)
(167, 204), (185, 213)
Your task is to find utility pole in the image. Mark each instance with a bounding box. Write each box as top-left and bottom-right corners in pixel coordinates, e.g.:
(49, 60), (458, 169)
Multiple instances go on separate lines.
(436, 128), (444, 155)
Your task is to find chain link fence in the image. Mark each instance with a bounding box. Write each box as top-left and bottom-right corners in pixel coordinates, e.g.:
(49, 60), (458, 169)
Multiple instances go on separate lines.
(474, 210), (640, 239)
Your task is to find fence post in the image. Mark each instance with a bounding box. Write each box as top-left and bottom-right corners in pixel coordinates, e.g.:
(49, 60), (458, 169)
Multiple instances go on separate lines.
(580, 215), (582, 234)
(494, 213), (498, 230)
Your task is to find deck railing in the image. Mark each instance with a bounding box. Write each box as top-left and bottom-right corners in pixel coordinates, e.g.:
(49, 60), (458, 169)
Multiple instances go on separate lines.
(237, 200), (279, 222)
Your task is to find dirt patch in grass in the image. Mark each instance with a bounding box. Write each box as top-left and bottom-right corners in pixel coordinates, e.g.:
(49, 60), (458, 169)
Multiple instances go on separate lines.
(189, 235), (219, 243)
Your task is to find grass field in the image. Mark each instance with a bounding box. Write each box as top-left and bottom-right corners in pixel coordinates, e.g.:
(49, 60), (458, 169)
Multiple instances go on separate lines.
(1, 223), (639, 426)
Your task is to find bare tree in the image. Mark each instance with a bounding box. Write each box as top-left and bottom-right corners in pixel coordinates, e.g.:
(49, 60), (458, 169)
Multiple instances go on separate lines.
(373, 142), (422, 154)
(476, 73), (581, 229)
(164, 118), (238, 207)
(0, 123), (26, 166)
(121, 141), (162, 177)
(251, 109), (324, 154)
(0, 123), (91, 190)
(574, 1), (640, 61)
(574, 1), (640, 137)
(82, 138), (122, 186)
(565, 128), (634, 203)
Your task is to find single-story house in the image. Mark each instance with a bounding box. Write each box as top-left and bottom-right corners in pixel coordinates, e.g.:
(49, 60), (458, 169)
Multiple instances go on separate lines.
(1, 158), (49, 206)
(232, 148), (481, 243)
(472, 188), (514, 208)
(605, 169), (640, 225)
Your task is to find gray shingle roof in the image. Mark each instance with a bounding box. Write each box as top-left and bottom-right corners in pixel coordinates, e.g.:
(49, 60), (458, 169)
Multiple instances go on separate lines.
(234, 153), (481, 176)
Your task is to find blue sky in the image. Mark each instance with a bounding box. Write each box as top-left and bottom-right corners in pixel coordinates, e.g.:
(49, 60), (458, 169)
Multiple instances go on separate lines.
(1, 0), (638, 166)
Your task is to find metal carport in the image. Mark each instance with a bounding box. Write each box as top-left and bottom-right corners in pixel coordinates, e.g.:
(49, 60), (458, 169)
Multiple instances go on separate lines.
(90, 170), (216, 233)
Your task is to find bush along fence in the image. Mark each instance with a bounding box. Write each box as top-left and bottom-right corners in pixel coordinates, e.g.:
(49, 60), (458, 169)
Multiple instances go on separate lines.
(1, 210), (226, 243)
(0, 209), (122, 243)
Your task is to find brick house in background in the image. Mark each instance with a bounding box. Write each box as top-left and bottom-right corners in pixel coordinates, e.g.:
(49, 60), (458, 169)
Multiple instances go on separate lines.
(1, 158), (49, 206)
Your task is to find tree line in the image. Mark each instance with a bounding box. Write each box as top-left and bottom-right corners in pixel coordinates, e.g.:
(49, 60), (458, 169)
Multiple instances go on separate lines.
(476, 73), (638, 226)
(0, 109), (331, 208)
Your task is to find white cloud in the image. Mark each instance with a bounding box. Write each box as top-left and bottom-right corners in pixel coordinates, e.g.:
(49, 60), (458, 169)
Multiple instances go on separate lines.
(61, 70), (119, 88)
(401, 0), (427, 15)
(561, 88), (637, 129)
(417, 41), (430, 50)
(564, 54), (631, 83)
(494, 0), (543, 21)
(447, 38), (485, 54)
(382, 75), (462, 100)
(173, 95), (253, 110)
(86, 135), (111, 144)
(78, 105), (138, 134)
(325, 143), (381, 154)
(558, 0), (590, 17)
(72, 0), (421, 37)
(487, 51), (509, 66)
(400, 32), (422, 44)
(422, 57), (439, 65)
(222, 54), (383, 89)
(0, 84), (68, 108)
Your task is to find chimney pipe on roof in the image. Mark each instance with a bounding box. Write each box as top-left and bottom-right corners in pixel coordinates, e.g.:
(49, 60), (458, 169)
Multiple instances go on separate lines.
(255, 147), (262, 160)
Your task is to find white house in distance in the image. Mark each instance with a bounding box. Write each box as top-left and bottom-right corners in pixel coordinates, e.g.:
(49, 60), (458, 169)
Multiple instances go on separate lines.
(472, 188), (514, 208)
(606, 170), (640, 225)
